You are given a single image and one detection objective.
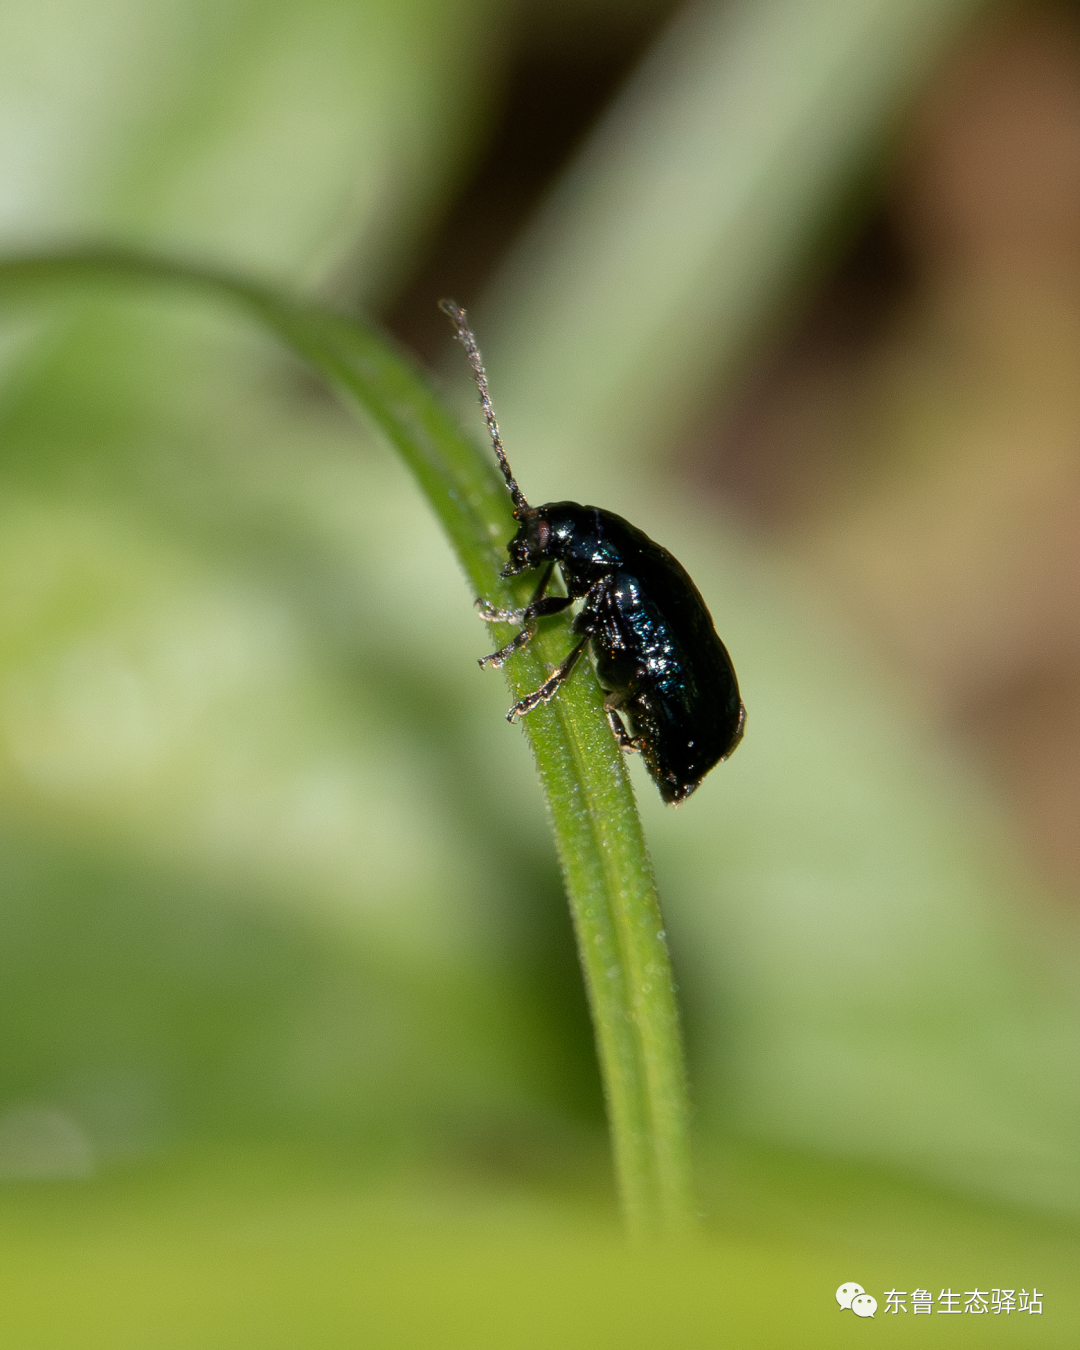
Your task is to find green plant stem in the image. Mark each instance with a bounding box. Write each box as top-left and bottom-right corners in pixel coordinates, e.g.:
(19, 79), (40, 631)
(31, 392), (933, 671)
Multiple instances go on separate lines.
(0, 248), (694, 1236)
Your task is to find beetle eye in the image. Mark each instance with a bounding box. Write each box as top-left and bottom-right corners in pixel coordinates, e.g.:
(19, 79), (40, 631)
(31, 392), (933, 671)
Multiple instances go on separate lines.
(532, 519), (551, 552)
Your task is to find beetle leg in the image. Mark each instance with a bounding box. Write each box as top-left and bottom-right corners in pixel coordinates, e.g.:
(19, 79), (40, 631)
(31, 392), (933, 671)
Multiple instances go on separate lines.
(478, 595), (576, 668)
(478, 565), (575, 668)
(475, 599), (520, 623)
(479, 624), (536, 669)
(604, 706), (641, 753)
(475, 563), (554, 624)
(506, 636), (589, 721)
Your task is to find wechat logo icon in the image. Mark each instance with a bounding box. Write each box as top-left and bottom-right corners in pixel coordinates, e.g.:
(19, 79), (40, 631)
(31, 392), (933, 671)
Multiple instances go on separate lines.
(837, 1283), (877, 1318)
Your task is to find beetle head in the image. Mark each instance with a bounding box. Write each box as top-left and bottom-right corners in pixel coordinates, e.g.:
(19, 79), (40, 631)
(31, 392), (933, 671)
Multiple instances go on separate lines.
(502, 503), (592, 575)
(501, 507), (553, 576)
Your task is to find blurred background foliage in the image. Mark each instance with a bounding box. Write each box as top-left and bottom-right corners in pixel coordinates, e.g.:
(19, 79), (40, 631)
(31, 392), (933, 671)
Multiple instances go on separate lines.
(0, 0), (1079, 1343)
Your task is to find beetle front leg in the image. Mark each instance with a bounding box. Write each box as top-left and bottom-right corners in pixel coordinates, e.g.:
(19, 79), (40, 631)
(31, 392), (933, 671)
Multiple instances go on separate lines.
(474, 599), (523, 623)
(507, 636), (589, 721)
(475, 562), (555, 624)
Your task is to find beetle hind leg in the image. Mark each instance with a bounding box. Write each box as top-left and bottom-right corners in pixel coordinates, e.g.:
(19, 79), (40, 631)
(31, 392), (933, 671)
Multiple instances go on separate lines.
(604, 705), (642, 753)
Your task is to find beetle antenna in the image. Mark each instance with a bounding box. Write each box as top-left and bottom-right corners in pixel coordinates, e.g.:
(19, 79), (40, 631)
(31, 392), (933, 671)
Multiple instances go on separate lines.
(440, 299), (529, 513)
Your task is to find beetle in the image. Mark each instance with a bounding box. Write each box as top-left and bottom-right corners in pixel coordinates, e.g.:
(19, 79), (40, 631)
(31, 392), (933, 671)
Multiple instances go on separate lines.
(441, 299), (745, 804)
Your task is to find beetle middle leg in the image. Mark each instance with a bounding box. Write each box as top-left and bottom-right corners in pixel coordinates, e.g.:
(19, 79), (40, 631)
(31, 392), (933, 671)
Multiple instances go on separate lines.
(506, 635), (589, 721)
(477, 564), (573, 669)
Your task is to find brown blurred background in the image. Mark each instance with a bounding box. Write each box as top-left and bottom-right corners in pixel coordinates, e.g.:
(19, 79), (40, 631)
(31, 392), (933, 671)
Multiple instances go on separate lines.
(387, 0), (1080, 889)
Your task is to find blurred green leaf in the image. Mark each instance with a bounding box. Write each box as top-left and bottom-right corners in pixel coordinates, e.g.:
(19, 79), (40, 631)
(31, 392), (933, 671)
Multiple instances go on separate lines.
(0, 1146), (1076, 1347)
(0, 0), (1075, 1332)
(0, 247), (695, 1234)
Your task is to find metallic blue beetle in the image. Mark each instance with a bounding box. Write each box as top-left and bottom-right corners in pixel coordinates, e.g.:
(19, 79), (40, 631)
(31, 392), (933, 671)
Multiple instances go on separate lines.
(442, 300), (745, 803)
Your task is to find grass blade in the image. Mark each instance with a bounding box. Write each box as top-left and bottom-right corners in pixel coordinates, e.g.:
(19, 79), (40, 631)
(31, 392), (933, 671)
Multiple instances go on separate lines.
(0, 247), (694, 1236)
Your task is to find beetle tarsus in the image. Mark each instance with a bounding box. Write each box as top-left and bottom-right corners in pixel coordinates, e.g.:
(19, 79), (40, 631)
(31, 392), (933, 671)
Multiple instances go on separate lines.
(475, 598), (524, 623)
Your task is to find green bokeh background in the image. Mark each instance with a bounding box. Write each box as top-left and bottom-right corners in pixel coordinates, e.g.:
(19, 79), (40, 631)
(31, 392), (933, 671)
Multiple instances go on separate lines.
(0, 0), (1075, 1342)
